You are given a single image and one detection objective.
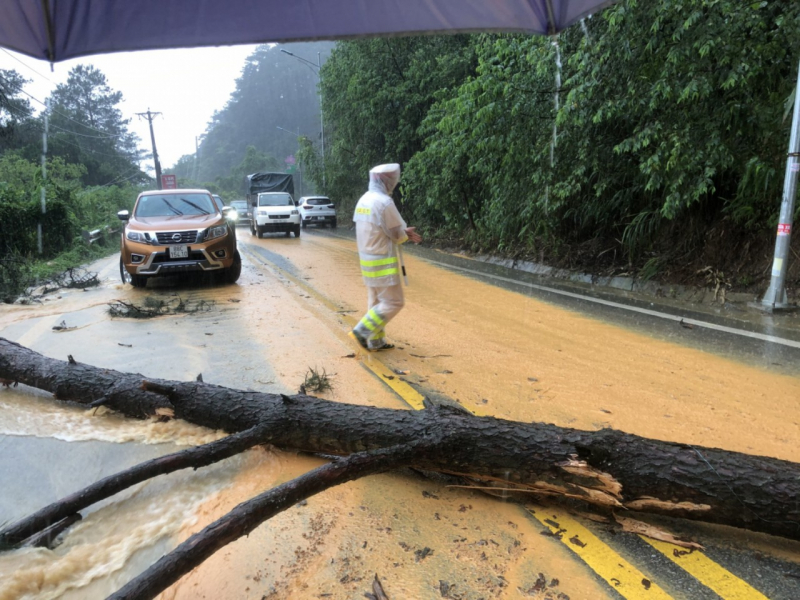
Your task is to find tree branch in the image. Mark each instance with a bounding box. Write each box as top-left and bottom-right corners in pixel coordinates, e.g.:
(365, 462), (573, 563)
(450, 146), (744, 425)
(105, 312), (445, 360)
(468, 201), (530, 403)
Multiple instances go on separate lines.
(107, 438), (443, 600)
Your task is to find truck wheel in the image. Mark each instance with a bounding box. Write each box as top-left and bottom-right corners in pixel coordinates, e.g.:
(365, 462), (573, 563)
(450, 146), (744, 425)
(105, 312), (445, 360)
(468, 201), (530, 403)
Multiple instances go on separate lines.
(294, 224), (301, 238)
(257, 227), (263, 239)
(302, 221), (307, 229)
(285, 230), (291, 237)
(224, 251), (242, 284)
(120, 256), (147, 288)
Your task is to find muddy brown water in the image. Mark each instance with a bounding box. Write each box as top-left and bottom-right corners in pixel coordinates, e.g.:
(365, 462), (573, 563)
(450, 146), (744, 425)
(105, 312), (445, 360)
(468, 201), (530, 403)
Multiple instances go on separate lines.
(0, 234), (798, 599)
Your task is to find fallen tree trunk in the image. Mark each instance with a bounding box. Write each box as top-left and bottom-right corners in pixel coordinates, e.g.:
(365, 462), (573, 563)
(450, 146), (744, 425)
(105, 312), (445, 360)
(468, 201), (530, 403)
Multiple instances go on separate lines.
(1, 336), (799, 543)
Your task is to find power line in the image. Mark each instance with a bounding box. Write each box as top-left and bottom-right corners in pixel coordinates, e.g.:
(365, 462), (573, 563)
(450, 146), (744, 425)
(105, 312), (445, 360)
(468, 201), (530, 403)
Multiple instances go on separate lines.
(50, 121), (121, 139)
(0, 48), (54, 83)
(14, 87), (128, 140)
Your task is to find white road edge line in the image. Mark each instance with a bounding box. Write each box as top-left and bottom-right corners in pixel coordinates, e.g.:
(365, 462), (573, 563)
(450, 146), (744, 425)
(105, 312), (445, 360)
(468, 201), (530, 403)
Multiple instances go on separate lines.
(424, 258), (800, 350)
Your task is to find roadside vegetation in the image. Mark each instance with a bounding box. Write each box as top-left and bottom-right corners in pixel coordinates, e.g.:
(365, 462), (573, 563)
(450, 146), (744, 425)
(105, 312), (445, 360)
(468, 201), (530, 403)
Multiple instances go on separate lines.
(0, 66), (146, 302)
(308, 0), (800, 294)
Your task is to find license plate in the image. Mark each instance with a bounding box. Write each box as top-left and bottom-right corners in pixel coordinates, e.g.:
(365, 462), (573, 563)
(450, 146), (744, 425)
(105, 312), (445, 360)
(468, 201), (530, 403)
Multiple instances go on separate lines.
(315, 216), (324, 220)
(169, 245), (188, 259)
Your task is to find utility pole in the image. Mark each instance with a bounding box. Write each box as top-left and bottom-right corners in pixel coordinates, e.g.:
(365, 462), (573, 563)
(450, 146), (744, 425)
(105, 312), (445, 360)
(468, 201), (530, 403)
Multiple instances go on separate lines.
(757, 60), (800, 313)
(281, 48), (325, 189)
(37, 99), (50, 254)
(193, 136), (200, 182)
(137, 109), (162, 189)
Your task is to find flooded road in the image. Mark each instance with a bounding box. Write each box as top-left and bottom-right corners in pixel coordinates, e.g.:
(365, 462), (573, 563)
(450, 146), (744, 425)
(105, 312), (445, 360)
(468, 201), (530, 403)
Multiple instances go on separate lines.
(1, 228), (798, 599)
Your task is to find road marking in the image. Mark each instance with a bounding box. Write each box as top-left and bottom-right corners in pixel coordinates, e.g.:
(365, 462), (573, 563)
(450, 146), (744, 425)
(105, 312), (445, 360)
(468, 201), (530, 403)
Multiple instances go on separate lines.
(642, 538), (771, 600)
(528, 506), (673, 599)
(358, 353), (426, 410)
(422, 258), (800, 350)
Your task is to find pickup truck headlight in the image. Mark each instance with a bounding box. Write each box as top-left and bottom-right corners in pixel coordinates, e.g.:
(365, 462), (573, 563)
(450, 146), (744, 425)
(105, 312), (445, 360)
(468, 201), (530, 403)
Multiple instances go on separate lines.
(206, 225), (228, 241)
(126, 229), (146, 243)
(291, 209), (299, 215)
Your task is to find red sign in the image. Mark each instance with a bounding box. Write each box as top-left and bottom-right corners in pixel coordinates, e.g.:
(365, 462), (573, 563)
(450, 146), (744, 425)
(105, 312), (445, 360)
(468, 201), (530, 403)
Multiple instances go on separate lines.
(161, 174), (177, 189)
(777, 223), (791, 236)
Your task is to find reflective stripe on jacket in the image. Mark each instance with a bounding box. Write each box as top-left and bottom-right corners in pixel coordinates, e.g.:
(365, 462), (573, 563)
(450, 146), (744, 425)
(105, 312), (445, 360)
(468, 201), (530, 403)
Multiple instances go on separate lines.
(359, 252), (400, 287)
(353, 189), (406, 287)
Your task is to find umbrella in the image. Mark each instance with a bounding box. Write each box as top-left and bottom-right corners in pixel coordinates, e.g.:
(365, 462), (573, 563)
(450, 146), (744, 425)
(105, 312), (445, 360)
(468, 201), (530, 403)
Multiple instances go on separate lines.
(0, 0), (618, 63)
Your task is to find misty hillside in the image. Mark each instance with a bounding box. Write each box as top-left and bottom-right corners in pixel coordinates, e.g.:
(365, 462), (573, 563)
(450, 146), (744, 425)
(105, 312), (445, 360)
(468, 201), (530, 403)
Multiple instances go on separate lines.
(170, 41), (334, 192)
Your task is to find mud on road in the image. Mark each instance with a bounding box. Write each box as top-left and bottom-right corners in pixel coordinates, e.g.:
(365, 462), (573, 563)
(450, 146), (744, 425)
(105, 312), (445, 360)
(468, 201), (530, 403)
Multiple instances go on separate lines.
(1, 230), (799, 599)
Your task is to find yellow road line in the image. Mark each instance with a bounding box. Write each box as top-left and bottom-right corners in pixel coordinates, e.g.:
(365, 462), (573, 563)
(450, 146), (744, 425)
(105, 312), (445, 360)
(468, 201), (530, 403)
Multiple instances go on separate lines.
(642, 538), (770, 600)
(529, 506), (673, 599)
(358, 353), (427, 410)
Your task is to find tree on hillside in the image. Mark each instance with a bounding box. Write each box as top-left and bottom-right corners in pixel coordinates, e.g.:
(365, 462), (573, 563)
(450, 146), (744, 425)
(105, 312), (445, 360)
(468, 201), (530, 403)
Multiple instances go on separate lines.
(0, 69), (37, 153)
(396, 0), (800, 279)
(47, 65), (146, 187)
(189, 42), (333, 186)
(318, 35), (479, 213)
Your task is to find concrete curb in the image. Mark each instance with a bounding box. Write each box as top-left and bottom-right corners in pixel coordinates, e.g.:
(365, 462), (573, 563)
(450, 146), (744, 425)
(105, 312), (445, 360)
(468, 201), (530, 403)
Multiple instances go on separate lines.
(473, 254), (759, 307)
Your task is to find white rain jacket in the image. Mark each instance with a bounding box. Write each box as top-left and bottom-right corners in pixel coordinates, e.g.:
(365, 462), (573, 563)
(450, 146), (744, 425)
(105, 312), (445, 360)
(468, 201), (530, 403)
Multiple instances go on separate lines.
(353, 164), (408, 287)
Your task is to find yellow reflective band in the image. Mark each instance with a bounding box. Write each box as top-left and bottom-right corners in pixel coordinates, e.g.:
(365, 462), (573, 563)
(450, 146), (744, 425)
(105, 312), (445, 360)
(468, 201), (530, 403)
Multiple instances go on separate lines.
(362, 267), (399, 278)
(355, 207), (371, 215)
(367, 308), (385, 326)
(360, 318), (377, 332)
(360, 257), (397, 267)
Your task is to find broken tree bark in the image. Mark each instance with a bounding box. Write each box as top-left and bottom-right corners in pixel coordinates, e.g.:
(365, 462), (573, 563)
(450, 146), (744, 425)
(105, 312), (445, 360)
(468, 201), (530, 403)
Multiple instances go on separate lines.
(1, 336), (799, 543)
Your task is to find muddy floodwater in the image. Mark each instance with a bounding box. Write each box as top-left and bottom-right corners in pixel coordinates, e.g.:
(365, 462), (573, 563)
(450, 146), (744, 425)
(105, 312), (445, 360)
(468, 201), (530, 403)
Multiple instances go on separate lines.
(1, 233), (799, 599)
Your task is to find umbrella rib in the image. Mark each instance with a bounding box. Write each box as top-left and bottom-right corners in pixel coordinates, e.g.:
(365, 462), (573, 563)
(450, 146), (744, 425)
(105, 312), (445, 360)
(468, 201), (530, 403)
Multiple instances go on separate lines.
(543, 0), (557, 35)
(40, 0), (55, 62)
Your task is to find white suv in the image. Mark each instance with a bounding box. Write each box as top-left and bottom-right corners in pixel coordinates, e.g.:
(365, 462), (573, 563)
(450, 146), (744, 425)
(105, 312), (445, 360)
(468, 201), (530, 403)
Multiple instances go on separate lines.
(250, 192), (301, 238)
(298, 196), (337, 228)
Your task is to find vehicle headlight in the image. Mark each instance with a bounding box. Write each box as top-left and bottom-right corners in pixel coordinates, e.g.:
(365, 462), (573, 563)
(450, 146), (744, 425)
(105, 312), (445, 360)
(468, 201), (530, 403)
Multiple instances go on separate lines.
(291, 209), (299, 215)
(206, 225), (228, 241)
(229, 211), (239, 221)
(259, 209), (269, 215)
(126, 229), (146, 243)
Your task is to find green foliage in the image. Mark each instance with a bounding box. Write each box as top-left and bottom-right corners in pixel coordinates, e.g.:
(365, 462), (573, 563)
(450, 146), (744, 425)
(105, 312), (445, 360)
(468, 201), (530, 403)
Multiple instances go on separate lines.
(318, 35), (479, 214)
(316, 1), (799, 263)
(47, 65), (146, 187)
(302, 366), (333, 394)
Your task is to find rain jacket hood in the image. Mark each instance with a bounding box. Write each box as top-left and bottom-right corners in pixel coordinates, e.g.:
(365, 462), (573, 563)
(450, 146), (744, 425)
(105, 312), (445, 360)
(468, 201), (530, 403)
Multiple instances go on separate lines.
(368, 163), (401, 196)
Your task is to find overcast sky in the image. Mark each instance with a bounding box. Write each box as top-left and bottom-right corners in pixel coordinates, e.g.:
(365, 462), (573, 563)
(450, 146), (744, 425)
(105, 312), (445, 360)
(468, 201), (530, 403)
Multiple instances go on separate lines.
(0, 44), (260, 169)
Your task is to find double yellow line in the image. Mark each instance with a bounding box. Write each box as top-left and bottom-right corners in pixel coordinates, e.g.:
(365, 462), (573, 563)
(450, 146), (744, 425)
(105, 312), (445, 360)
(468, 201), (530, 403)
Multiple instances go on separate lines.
(356, 333), (770, 600)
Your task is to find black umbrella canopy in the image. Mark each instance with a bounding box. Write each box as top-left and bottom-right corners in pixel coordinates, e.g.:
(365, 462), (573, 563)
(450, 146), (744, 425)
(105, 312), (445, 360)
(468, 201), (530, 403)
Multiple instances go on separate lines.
(0, 0), (618, 63)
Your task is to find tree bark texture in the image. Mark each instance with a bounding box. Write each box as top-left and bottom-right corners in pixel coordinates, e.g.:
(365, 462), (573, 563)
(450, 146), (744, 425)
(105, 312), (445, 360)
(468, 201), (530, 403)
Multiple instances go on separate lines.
(1, 337), (798, 541)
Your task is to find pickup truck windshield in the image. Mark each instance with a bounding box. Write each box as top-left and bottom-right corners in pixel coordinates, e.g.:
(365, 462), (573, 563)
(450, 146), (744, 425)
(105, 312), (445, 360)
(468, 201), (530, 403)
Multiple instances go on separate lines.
(258, 193), (294, 207)
(135, 194), (215, 217)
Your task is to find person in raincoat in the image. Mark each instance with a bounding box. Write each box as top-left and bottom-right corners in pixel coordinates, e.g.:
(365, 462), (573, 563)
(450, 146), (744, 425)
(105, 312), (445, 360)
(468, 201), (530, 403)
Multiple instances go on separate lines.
(350, 163), (422, 351)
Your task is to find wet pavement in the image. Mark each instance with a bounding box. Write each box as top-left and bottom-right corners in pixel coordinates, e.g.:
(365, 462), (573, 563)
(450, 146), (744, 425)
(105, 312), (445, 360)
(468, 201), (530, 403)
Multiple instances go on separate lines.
(0, 227), (798, 599)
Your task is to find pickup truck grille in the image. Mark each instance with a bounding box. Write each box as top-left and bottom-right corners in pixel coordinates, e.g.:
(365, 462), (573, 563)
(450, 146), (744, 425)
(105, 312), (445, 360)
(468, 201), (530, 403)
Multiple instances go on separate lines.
(156, 231), (198, 244)
(269, 215), (290, 219)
